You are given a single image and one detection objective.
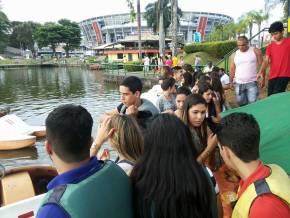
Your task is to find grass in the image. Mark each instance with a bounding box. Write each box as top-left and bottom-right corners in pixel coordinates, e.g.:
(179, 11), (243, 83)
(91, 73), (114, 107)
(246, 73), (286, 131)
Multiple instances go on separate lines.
(181, 52), (219, 66)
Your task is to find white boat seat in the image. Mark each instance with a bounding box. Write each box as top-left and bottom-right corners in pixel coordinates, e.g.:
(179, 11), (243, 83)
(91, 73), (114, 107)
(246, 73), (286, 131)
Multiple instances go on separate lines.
(1, 171), (35, 206)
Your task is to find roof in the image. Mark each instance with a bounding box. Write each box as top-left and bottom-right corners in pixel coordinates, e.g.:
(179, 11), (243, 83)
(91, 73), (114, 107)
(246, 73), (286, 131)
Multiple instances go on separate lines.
(118, 34), (172, 43)
(93, 42), (124, 50)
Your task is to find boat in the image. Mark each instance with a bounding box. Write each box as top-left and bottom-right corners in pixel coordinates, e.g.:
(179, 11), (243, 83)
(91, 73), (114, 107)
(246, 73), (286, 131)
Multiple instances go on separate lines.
(0, 114), (46, 150)
(0, 114), (46, 138)
(0, 134), (36, 150)
(0, 165), (57, 218)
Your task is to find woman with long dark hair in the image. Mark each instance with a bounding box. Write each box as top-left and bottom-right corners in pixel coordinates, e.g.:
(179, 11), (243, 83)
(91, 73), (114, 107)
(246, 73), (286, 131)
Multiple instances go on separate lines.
(131, 114), (218, 218)
(197, 82), (221, 133)
(182, 93), (217, 162)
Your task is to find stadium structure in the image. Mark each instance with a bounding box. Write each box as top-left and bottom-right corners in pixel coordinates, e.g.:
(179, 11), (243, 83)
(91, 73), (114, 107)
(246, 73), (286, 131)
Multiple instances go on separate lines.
(80, 11), (233, 49)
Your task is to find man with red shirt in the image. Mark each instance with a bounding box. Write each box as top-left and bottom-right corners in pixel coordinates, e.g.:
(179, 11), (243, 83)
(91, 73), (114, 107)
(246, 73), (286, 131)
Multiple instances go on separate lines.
(216, 112), (290, 218)
(257, 21), (290, 96)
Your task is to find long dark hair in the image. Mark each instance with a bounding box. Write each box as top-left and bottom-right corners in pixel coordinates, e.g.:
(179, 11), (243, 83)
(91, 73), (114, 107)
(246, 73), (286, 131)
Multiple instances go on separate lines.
(182, 94), (208, 148)
(131, 114), (214, 218)
(210, 72), (225, 110)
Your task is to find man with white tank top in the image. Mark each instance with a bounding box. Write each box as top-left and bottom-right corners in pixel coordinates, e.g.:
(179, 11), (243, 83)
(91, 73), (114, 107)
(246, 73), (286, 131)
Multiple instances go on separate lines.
(230, 36), (263, 106)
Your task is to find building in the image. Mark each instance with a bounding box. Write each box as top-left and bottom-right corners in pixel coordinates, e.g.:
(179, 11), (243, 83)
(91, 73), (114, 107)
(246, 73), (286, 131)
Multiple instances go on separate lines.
(80, 11), (233, 49)
(95, 34), (174, 62)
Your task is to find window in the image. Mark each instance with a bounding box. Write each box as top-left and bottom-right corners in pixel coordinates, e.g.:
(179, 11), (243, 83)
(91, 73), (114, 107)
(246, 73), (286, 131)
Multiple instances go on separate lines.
(117, 53), (123, 59)
(128, 53), (132, 61)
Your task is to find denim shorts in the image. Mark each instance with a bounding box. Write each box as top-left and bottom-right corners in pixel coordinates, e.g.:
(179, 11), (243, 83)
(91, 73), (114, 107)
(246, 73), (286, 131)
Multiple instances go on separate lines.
(235, 81), (259, 106)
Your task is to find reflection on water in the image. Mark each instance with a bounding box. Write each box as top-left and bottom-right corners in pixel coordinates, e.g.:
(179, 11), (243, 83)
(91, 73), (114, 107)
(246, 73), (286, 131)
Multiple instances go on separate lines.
(0, 67), (120, 169)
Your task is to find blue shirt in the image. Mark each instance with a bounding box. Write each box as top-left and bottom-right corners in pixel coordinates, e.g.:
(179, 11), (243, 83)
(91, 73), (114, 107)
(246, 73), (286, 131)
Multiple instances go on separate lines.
(37, 157), (101, 218)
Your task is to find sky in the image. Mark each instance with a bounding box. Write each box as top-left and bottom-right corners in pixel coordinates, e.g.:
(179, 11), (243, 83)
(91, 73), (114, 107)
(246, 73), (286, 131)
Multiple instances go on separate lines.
(1, 0), (284, 24)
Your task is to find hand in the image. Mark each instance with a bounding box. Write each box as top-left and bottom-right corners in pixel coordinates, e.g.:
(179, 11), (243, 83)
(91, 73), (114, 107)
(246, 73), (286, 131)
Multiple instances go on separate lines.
(126, 105), (138, 117)
(257, 72), (265, 88)
(229, 82), (234, 90)
(207, 133), (218, 151)
(94, 117), (114, 148)
(98, 148), (110, 161)
(162, 109), (174, 114)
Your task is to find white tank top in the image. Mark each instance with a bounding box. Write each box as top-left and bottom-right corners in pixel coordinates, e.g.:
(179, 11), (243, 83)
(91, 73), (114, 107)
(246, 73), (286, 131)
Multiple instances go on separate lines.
(234, 47), (257, 84)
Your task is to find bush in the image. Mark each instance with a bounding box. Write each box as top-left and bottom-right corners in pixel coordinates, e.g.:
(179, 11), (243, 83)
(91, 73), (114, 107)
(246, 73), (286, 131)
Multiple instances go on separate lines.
(124, 61), (143, 72)
(184, 40), (236, 58)
(86, 56), (97, 64)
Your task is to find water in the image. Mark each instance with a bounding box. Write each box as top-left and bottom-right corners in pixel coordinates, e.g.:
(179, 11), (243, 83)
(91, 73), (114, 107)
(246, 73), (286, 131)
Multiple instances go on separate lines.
(0, 67), (121, 169)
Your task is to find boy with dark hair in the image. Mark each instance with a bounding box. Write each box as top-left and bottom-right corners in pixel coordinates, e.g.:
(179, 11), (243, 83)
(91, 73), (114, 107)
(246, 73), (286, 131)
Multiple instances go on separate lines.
(216, 112), (290, 218)
(37, 104), (134, 218)
(106, 76), (159, 129)
(257, 21), (290, 96)
(172, 66), (183, 85)
(156, 78), (176, 112)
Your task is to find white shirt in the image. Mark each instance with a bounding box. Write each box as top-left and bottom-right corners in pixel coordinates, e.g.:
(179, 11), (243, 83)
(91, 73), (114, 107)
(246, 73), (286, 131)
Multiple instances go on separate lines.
(144, 57), (150, 66)
(220, 73), (230, 86)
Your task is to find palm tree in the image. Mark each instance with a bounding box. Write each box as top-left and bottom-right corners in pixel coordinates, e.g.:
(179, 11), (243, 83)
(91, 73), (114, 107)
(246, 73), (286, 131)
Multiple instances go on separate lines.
(144, 0), (182, 57)
(126, 0), (142, 59)
(251, 10), (269, 47)
(158, 0), (165, 57)
(244, 11), (257, 40)
(236, 19), (248, 36)
(171, 0), (178, 56)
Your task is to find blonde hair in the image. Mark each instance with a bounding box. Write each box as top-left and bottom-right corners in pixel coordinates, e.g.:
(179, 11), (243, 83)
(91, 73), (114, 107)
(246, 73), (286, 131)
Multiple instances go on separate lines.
(109, 114), (143, 163)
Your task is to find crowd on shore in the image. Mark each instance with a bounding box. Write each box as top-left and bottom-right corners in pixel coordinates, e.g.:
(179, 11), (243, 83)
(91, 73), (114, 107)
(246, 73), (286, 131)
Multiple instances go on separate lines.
(36, 21), (290, 218)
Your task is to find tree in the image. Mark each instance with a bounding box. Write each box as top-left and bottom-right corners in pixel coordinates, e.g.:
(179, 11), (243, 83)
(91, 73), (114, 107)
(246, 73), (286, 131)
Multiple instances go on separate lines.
(58, 19), (81, 57)
(250, 10), (268, 46)
(126, 0), (141, 59)
(264, 0), (287, 21)
(171, 0), (178, 56)
(144, 0), (182, 34)
(0, 8), (10, 52)
(236, 18), (248, 36)
(9, 21), (41, 56)
(144, 0), (182, 56)
(34, 23), (63, 56)
(34, 20), (81, 57)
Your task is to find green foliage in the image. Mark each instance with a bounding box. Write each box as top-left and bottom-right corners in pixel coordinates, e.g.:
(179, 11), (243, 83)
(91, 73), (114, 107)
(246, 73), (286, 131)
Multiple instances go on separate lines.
(183, 52), (218, 65)
(0, 11), (10, 52)
(124, 60), (143, 72)
(126, 0), (136, 22)
(34, 19), (81, 57)
(144, 0), (182, 34)
(8, 21), (41, 55)
(184, 40), (236, 59)
(34, 23), (63, 55)
(206, 22), (237, 41)
(58, 19), (81, 57)
(86, 56), (97, 63)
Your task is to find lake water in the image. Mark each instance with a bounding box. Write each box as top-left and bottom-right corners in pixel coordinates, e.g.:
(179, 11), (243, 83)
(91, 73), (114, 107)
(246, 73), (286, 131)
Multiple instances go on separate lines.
(0, 67), (121, 169)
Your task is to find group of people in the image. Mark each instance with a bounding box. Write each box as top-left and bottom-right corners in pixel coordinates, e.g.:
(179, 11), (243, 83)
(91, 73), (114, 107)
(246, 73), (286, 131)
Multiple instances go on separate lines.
(143, 54), (185, 73)
(37, 21), (290, 218)
(230, 21), (290, 106)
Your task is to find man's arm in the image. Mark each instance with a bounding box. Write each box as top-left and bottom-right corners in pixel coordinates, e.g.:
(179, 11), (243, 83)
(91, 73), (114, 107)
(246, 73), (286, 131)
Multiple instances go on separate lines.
(229, 53), (236, 88)
(257, 55), (270, 88)
(254, 48), (263, 67)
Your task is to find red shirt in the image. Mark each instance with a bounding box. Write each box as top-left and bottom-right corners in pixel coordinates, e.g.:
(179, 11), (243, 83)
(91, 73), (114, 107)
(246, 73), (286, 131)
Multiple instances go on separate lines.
(237, 162), (290, 218)
(266, 37), (290, 80)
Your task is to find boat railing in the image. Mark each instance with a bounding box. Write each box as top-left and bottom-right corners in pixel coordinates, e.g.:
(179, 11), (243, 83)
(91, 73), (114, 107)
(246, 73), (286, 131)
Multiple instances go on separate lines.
(100, 62), (207, 78)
